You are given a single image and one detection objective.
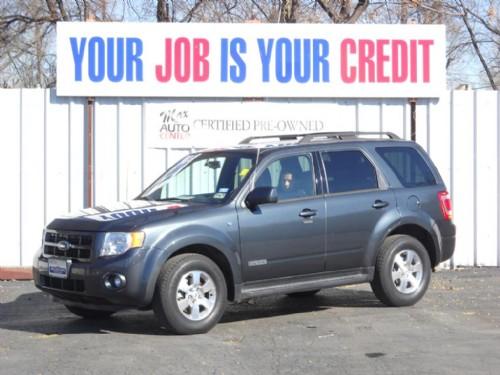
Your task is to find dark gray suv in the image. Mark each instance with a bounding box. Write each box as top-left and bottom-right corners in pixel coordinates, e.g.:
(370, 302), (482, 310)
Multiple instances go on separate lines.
(33, 132), (455, 334)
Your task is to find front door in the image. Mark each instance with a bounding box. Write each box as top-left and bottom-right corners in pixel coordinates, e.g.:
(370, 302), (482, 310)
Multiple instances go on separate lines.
(237, 153), (326, 282)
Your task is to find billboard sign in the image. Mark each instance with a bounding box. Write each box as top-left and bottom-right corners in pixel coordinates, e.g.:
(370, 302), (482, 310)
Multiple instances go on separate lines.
(57, 22), (446, 98)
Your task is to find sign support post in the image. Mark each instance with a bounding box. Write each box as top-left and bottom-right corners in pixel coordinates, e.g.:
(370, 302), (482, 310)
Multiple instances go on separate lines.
(409, 98), (417, 141)
(85, 96), (94, 207)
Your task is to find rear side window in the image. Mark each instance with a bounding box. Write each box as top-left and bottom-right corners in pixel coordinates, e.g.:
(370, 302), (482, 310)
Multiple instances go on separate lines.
(322, 150), (378, 194)
(376, 147), (436, 187)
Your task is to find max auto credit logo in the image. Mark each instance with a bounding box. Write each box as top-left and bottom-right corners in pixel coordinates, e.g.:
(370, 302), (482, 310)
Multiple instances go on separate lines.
(159, 109), (191, 140)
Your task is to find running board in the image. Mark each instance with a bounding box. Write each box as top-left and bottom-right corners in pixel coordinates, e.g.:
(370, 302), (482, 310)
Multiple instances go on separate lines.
(239, 268), (374, 301)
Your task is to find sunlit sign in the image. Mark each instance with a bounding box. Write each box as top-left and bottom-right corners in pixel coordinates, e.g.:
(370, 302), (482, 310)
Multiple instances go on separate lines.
(57, 22), (446, 98)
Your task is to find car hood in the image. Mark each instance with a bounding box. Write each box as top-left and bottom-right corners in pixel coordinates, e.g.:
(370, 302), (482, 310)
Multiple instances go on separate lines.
(46, 200), (213, 232)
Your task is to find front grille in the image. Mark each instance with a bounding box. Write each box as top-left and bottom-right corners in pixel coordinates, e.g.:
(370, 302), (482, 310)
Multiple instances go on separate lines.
(43, 231), (93, 260)
(40, 275), (85, 292)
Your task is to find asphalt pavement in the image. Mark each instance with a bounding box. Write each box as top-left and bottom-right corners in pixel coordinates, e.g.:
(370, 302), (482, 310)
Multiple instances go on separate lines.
(1, 268), (499, 375)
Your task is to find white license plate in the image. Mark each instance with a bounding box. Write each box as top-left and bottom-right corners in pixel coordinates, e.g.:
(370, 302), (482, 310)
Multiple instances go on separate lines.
(48, 258), (70, 279)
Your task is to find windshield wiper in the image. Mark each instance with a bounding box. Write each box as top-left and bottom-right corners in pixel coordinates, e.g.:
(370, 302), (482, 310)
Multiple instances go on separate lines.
(155, 197), (191, 202)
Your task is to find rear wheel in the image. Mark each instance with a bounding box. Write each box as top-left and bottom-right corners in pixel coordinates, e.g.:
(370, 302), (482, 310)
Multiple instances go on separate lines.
(287, 289), (321, 298)
(371, 235), (431, 307)
(65, 305), (115, 319)
(153, 254), (227, 335)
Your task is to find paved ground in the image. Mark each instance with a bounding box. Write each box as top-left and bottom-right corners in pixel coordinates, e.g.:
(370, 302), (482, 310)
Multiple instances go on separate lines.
(1, 268), (500, 375)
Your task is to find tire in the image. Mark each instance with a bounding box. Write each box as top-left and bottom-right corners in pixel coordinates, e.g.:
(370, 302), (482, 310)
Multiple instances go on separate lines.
(153, 253), (227, 335)
(287, 289), (321, 298)
(65, 305), (115, 319)
(370, 235), (431, 307)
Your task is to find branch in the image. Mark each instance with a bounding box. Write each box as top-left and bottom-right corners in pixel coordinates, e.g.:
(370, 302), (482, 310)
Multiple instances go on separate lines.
(0, 14), (56, 28)
(339, 0), (351, 20)
(55, 0), (70, 21)
(464, 7), (500, 37)
(316, 0), (370, 23)
(180, 0), (206, 22)
(74, 0), (83, 20)
(409, 0), (462, 17)
(458, 0), (497, 89)
(346, 0), (369, 23)
(251, 0), (271, 21)
(45, 0), (59, 20)
(316, 0), (340, 22)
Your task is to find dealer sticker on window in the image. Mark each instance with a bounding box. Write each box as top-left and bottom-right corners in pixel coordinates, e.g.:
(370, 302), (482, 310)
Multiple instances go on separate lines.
(48, 258), (71, 279)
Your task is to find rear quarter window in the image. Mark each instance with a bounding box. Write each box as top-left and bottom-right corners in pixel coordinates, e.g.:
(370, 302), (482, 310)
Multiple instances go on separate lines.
(376, 146), (436, 187)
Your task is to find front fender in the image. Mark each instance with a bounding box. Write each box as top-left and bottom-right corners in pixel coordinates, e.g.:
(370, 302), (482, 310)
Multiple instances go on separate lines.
(142, 224), (241, 305)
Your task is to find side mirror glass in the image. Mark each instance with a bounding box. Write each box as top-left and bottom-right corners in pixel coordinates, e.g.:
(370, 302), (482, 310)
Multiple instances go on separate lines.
(245, 187), (278, 210)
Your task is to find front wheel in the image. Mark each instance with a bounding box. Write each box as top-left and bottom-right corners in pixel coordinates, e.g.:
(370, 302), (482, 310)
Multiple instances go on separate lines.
(370, 235), (431, 307)
(153, 253), (227, 335)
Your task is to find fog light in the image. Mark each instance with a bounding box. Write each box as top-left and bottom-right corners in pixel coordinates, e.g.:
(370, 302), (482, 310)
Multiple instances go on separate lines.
(104, 274), (126, 290)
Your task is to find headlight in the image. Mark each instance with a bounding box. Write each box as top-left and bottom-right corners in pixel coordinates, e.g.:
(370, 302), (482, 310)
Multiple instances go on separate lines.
(100, 232), (145, 257)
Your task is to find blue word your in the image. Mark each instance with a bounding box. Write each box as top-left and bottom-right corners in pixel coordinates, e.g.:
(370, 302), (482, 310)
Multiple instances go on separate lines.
(70, 37), (143, 82)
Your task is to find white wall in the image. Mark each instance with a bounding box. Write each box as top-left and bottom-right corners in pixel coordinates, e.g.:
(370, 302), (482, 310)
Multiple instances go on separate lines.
(0, 89), (498, 267)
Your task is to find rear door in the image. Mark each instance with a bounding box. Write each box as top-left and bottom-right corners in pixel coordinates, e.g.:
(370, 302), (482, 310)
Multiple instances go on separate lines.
(237, 152), (326, 282)
(320, 148), (397, 271)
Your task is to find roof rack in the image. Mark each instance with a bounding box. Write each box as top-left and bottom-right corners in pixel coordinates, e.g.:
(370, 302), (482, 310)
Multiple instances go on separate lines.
(299, 132), (400, 143)
(239, 131), (400, 145)
(239, 134), (308, 144)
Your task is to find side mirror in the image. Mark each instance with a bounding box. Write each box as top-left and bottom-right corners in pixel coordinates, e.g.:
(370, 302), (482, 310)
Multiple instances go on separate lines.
(245, 187), (278, 210)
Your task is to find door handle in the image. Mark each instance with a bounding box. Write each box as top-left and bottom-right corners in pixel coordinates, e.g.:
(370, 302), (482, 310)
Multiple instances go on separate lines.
(372, 200), (389, 209)
(299, 209), (317, 218)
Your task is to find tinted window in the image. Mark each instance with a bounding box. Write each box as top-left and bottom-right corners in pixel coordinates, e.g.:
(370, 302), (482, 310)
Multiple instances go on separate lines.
(255, 155), (314, 200)
(322, 150), (378, 193)
(376, 147), (436, 187)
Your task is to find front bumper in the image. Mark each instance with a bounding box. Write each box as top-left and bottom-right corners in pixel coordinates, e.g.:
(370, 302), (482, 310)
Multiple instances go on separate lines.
(33, 246), (163, 310)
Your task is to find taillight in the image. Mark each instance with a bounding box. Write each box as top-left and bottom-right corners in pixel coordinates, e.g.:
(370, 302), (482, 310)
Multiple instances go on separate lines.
(438, 191), (453, 220)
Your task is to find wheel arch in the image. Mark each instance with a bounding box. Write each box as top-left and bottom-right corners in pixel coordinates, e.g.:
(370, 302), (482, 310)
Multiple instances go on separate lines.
(168, 244), (237, 301)
(387, 223), (439, 267)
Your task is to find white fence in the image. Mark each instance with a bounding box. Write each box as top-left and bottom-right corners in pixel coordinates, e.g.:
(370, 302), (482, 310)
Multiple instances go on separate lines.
(0, 89), (499, 268)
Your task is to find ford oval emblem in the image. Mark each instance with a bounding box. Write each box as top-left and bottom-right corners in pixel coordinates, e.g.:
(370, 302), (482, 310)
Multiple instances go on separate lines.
(56, 240), (71, 251)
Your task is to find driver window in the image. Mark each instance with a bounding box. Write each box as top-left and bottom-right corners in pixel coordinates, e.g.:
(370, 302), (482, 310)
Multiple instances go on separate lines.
(255, 155), (314, 200)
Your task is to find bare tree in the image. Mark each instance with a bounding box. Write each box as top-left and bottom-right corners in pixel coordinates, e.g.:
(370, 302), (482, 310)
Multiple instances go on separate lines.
(456, 0), (497, 89)
(0, 0), (119, 87)
(156, 0), (170, 21)
(156, 0), (210, 22)
(404, 0), (499, 89)
(363, 0), (499, 89)
(315, 0), (369, 23)
(1, 0), (498, 88)
(279, 0), (298, 23)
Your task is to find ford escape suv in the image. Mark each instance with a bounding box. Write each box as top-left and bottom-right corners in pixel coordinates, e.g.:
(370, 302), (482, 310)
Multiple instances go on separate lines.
(33, 132), (455, 334)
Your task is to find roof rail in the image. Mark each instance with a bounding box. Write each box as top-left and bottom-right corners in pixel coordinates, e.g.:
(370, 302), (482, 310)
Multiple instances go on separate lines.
(239, 134), (308, 144)
(299, 132), (400, 143)
(239, 132), (400, 145)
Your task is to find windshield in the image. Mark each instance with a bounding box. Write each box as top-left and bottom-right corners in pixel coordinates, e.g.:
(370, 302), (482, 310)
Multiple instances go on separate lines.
(139, 151), (257, 204)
